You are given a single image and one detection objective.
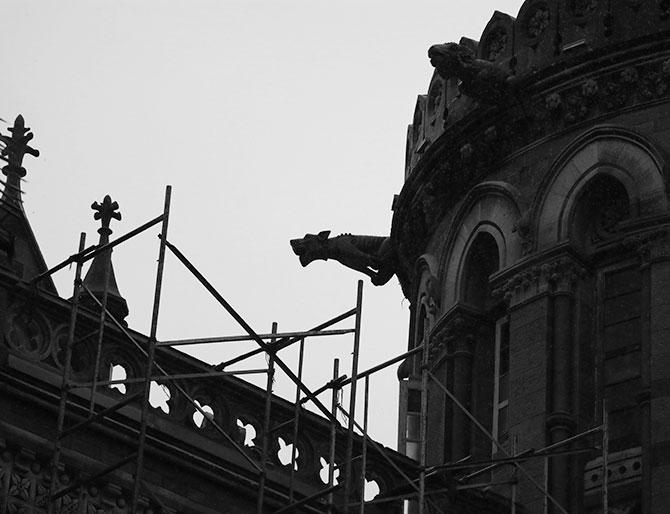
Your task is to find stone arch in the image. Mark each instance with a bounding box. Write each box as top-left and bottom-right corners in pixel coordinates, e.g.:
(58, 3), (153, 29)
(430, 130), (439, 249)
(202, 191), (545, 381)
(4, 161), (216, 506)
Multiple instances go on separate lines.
(535, 126), (668, 250)
(439, 182), (523, 308)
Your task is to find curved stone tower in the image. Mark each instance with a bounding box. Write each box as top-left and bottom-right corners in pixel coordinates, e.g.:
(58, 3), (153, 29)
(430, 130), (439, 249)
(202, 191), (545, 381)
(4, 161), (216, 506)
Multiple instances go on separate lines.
(394, 2), (670, 513)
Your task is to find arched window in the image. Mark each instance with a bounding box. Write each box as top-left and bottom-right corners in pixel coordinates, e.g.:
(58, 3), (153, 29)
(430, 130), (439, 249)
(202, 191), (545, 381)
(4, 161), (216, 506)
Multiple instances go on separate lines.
(571, 174), (630, 250)
(572, 174), (640, 453)
(457, 231), (503, 458)
(462, 232), (500, 309)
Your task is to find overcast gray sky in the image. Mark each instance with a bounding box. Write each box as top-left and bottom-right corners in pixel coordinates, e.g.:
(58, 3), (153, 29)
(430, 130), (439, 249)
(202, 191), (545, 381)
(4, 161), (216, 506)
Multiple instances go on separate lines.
(2, 0), (525, 449)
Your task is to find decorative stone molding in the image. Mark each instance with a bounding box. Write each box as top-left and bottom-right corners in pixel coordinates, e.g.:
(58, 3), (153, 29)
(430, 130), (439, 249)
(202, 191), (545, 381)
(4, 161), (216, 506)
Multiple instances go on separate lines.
(394, 50), (670, 289)
(623, 228), (670, 264)
(428, 308), (488, 363)
(493, 255), (587, 305)
(583, 446), (642, 494)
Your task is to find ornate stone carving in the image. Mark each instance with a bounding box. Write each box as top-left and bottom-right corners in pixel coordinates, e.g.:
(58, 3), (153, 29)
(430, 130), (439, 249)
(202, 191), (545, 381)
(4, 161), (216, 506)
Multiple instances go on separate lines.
(4, 305), (51, 361)
(484, 27), (508, 61)
(494, 256), (587, 305)
(526, 5), (550, 39)
(661, 0), (670, 19)
(0, 115), (39, 179)
(290, 231), (396, 285)
(424, 274), (440, 316)
(396, 52), (670, 283)
(459, 143), (473, 161)
(567, 0), (597, 17)
(427, 42), (516, 104)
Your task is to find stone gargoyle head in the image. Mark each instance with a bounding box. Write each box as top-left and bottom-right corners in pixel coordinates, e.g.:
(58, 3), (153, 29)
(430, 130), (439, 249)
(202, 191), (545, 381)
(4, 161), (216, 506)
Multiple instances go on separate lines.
(290, 230), (330, 267)
(427, 42), (475, 81)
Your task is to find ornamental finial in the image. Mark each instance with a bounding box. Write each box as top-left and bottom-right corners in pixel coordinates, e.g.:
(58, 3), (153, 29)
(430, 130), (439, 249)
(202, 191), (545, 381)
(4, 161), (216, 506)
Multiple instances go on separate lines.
(0, 115), (40, 178)
(91, 195), (121, 243)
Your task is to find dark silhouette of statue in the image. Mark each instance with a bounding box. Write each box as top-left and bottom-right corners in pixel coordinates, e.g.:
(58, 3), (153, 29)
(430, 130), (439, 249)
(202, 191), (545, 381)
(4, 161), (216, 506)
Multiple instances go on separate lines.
(290, 231), (395, 285)
(428, 42), (516, 104)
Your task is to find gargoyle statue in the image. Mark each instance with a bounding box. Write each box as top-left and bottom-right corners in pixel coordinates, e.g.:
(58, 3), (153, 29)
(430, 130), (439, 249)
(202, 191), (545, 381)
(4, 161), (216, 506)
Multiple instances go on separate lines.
(290, 231), (395, 286)
(427, 42), (516, 104)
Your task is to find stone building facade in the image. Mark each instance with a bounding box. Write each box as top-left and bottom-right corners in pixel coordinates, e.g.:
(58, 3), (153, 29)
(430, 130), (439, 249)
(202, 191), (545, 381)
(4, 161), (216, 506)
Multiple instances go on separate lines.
(394, 2), (670, 513)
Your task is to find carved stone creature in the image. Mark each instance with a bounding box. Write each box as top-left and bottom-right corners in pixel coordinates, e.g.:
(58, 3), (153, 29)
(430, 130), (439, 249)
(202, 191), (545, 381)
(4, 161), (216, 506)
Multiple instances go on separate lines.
(290, 231), (395, 285)
(427, 42), (516, 104)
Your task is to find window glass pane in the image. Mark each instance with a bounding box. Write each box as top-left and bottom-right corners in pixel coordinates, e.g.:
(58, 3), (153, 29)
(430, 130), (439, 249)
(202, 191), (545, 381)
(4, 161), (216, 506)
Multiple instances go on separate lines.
(408, 389), (421, 412)
(406, 414), (420, 440)
(406, 441), (419, 460)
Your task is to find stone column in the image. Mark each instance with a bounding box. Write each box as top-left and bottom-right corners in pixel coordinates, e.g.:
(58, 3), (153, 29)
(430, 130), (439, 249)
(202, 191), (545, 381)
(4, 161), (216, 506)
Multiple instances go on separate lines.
(546, 258), (582, 513)
(451, 325), (474, 460)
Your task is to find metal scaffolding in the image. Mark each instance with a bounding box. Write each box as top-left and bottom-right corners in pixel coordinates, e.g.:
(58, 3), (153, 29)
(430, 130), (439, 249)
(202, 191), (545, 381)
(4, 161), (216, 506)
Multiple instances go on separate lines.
(26, 185), (613, 513)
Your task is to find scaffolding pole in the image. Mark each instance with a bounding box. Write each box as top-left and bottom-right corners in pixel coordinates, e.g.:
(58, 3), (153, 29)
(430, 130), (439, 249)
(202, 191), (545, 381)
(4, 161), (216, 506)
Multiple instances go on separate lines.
(418, 323), (430, 514)
(427, 371), (569, 514)
(289, 337), (305, 503)
(38, 184), (442, 513)
(162, 237), (341, 425)
(342, 280), (363, 513)
(48, 232), (86, 514)
(602, 399), (609, 514)
(131, 184), (171, 511)
(327, 358), (340, 514)
(257, 322), (277, 514)
(359, 375), (369, 513)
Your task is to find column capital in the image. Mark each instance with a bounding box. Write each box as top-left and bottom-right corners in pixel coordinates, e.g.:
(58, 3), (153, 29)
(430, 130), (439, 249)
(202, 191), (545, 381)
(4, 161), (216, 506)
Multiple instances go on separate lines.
(493, 253), (587, 305)
(428, 306), (488, 362)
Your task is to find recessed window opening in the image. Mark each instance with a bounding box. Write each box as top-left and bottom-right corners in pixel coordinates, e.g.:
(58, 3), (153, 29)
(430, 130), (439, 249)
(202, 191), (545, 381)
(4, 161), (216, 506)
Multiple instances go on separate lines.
(462, 232), (500, 310)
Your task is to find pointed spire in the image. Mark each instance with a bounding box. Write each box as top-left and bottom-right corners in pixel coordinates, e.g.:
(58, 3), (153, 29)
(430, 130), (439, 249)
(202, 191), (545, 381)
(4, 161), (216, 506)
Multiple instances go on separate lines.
(0, 115), (40, 205)
(82, 195), (129, 325)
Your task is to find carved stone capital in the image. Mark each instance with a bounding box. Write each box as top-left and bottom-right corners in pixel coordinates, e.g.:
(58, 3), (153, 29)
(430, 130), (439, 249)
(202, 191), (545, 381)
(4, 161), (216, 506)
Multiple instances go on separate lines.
(428, 307), (487, 362)
(493, 255), (587, 305)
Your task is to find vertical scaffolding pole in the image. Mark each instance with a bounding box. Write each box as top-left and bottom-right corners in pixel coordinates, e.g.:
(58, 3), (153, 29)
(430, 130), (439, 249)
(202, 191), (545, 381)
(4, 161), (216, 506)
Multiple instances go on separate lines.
(342, 281), (363, 513)
(327, 358), (340, 513)
(257, 322), (277, 514)
(511, 435), (518, 514)
(602, 400), (608, 514)
(48, 232), (86, 514)
(359, 375), (370, 513)
(418, 322), (429, 514)
(543, 456), (549, 514)
(131, 185), (171, 511)
(88, 242), (112, 415)
(289, 337), (305, 503)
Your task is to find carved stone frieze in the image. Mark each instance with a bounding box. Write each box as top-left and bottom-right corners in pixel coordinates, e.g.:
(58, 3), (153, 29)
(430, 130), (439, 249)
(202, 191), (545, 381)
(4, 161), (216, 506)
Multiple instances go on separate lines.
(393, 54), (670, 285)
(493, 255), (587, 306)
(484, 27), (508, 61)
(525, 4), (550, 40)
